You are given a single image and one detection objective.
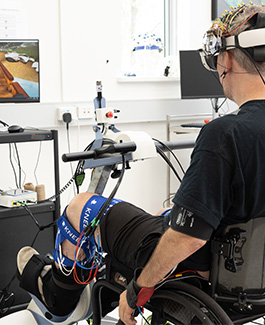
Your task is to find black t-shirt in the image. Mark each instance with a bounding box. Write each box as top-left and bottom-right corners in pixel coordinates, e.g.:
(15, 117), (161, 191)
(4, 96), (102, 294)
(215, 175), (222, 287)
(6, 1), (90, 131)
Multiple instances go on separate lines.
(172, 100), (265, 230)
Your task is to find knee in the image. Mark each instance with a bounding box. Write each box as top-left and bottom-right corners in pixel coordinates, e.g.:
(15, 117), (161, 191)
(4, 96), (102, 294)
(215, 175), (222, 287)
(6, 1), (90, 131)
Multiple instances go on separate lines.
(66, 192), (96, 231)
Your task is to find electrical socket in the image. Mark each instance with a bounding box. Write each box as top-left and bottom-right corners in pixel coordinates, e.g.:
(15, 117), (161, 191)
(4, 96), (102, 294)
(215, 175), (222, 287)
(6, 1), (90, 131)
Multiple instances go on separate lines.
(77, 106), (94, 119)
(57, 107), (78, 121)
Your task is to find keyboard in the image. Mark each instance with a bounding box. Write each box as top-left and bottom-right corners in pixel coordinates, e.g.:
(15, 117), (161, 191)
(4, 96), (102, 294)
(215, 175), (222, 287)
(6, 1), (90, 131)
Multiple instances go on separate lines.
(180, 122), (205, 128)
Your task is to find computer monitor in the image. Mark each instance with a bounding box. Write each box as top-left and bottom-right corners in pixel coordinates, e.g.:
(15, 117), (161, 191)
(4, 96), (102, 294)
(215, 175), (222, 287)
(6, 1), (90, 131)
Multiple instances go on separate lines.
(179, 50), (225, 100)
(0, 40), (40, 103)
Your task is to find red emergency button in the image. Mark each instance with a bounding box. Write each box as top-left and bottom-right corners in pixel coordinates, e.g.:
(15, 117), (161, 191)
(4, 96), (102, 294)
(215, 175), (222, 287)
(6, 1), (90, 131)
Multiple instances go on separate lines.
(106, 111), (114, 118)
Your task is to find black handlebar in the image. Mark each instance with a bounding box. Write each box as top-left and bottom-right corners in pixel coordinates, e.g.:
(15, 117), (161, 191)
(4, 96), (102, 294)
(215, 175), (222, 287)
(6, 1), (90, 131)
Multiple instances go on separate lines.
(62, 140), (195, 163)
(155, 140), (195, 151)
(62, 142), (137, 162)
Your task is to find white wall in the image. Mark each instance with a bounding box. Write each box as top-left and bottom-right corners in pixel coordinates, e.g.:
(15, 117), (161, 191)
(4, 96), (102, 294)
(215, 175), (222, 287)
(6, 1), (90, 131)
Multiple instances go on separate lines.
(59, 0), (213, 102)
(0, 0), (214, 105)
(0, 0), (237, 213)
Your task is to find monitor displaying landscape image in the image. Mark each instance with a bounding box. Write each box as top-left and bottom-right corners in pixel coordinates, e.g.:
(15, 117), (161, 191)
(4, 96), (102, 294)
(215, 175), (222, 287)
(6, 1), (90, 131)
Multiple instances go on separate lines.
(0, 40), (39, 103)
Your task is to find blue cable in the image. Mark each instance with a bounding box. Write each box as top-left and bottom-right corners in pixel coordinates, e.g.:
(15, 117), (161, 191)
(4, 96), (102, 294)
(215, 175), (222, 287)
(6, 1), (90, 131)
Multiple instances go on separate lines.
(137, 307), (151, 325)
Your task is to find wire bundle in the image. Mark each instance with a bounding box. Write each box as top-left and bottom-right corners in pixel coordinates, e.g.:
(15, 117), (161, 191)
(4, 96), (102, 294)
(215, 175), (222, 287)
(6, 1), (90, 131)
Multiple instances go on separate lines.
(211, 4), (249, 37)
(73, 232), (103, 285)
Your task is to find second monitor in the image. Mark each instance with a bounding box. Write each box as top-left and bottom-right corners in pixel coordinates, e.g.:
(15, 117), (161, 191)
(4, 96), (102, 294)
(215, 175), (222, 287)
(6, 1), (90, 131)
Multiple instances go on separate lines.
(179, 50), (225, 100)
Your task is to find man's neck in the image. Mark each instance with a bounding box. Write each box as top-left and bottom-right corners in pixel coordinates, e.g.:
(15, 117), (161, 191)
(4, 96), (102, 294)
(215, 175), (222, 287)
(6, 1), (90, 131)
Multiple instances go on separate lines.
(233, 75), (265, 107)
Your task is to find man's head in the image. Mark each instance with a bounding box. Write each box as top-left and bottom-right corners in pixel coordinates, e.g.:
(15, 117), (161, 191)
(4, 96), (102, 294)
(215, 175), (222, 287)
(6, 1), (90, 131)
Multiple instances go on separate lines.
(201, 4), (265, 73)
(200, 3), (265, 104)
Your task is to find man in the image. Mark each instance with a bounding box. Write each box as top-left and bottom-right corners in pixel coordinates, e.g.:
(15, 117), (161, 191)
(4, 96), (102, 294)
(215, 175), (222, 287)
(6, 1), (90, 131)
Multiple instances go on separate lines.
(118, 3), (265, 324)
(18, 3), (265, 324)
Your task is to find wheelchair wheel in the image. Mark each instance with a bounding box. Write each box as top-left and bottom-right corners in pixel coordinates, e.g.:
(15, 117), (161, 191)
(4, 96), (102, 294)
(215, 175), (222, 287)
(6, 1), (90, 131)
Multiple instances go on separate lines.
(147, 281), (233, 325)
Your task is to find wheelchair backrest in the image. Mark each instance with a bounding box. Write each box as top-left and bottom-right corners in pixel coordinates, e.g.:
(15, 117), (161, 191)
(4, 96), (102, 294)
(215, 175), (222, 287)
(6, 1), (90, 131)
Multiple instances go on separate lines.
(212, 217), (265, 292)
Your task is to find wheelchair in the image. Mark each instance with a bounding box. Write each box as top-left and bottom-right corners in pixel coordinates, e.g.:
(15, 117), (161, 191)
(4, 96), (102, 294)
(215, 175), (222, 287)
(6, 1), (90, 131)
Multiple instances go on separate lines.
(91, 216), (265, 324)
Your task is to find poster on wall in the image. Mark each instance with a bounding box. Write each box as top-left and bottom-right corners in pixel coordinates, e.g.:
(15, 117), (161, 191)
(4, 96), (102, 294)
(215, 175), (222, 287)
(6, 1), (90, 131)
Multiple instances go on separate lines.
(212, 0), (262, 20)
(0, 1), (27, 38)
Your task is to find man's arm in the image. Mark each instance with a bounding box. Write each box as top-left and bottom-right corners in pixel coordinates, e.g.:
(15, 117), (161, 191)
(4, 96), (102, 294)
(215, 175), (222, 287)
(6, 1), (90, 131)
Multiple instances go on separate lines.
(118, 228), (206, 325)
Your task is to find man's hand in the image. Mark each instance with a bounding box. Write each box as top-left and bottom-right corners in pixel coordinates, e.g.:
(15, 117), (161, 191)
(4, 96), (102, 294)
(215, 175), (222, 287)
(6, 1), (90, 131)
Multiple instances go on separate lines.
(119, 290), (136, 325)
(118, 228), (206, 324)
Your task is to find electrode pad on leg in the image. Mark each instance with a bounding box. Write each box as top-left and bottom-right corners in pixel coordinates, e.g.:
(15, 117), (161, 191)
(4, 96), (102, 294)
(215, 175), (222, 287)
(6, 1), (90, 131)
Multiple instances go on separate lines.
(79, 195), (122, 235)
(53, 195), (122, 268)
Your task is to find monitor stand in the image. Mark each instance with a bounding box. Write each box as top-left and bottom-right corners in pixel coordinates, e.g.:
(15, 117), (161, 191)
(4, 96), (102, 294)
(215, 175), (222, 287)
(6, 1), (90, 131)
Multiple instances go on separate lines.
(211, 97), (224, 119)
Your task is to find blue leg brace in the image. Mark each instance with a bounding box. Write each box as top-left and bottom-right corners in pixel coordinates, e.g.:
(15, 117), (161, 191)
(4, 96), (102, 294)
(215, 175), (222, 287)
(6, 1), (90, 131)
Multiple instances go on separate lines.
(53, 195), (122, 268)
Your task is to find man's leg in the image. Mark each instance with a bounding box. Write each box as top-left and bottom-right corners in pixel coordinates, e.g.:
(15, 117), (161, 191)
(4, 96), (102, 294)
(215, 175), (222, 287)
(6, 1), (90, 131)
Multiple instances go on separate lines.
(18, 192), (105, 316)
(55, 192), (97, 263)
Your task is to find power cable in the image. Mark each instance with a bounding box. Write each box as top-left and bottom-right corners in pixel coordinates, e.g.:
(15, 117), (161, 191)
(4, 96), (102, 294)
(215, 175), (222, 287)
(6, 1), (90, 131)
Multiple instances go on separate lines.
(153, 138), (185, 175)
(156, 146), (182, 183)
(13, 144), (22, 189)
(9, 144), (18, 189)
(34, 141), (42, 185)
